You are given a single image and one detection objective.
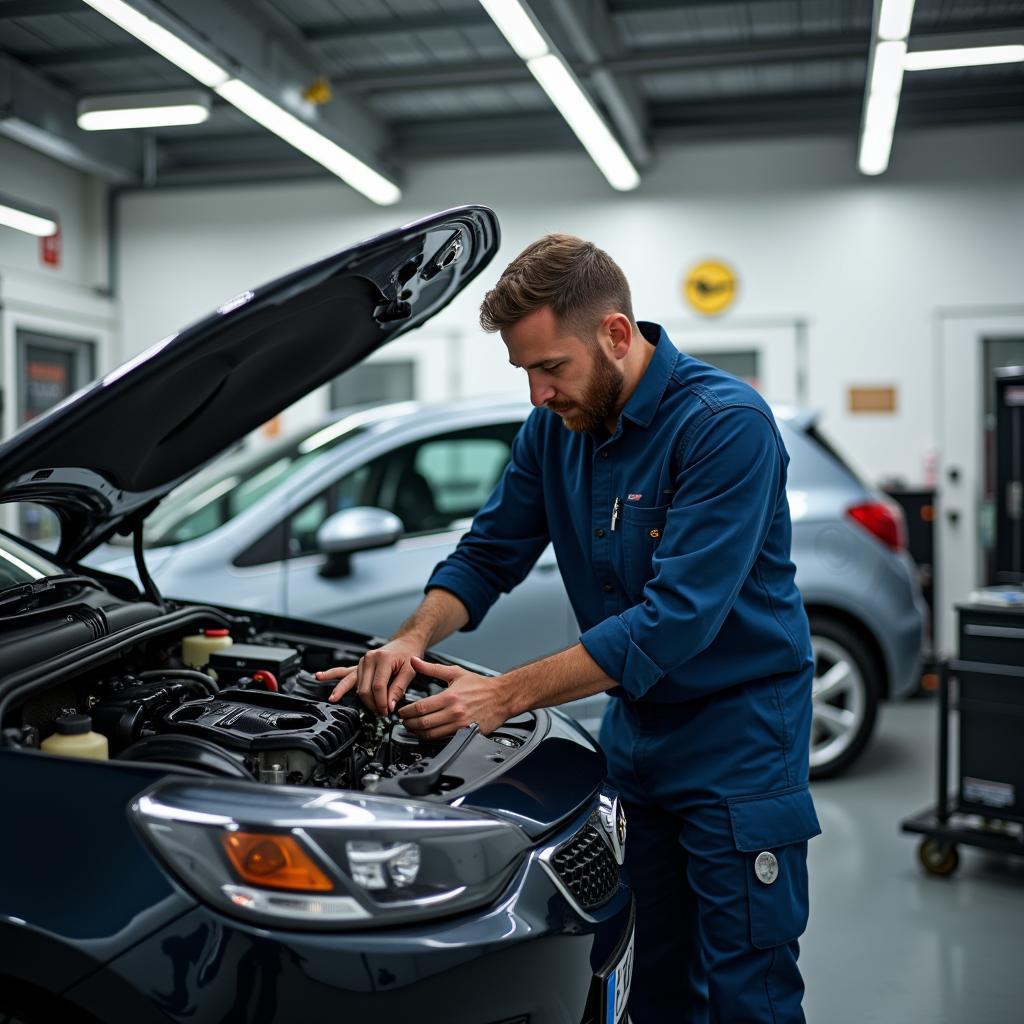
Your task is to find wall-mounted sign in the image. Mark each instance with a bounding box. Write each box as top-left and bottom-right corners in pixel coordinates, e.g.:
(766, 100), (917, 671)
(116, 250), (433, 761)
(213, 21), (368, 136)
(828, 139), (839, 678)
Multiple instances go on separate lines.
(39, 226), (61, 269)
(849, 386), (898, 414)
(683, 260), (738, 316)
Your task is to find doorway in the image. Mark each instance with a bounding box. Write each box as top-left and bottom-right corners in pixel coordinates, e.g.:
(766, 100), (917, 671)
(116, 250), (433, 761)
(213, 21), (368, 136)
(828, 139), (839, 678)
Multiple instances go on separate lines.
(936, 311), (1024, 654)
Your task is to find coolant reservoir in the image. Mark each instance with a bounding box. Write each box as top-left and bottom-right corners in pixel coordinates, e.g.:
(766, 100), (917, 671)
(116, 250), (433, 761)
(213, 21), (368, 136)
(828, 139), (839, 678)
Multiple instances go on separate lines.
(182, 628), (233, 668)
(41, 713), (109, 760)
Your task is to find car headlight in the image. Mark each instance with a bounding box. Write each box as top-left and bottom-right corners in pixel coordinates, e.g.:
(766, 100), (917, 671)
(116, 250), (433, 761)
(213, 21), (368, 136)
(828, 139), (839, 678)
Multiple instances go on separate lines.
(131, 779), (530, 930)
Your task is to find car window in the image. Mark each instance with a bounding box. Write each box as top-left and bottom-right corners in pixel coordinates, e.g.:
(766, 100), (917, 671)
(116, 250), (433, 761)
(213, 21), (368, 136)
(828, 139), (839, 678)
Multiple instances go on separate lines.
(285, 464), (373, 558)
(371, 423), (521, 535)
(143, 422), (368, 547)
(248, 422), (522, 566)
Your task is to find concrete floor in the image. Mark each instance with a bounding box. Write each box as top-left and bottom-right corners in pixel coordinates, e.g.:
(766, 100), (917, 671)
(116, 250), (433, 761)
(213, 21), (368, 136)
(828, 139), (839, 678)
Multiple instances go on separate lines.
(802, 699), (1024, 1023)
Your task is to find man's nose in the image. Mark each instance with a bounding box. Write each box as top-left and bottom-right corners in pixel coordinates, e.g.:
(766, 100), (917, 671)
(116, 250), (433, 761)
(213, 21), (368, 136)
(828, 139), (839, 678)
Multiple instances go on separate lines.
(529, 376), (555, 407)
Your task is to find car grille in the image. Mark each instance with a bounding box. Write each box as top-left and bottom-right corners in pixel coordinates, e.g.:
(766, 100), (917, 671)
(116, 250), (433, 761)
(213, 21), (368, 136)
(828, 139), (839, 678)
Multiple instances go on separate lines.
(550, 818), (620, 911)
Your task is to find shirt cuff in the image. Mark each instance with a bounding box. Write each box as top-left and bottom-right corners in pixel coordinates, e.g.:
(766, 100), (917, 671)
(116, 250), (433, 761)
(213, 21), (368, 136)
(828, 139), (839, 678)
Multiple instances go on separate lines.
(579, 615), (664, 699)
(425, 563), (494, 632)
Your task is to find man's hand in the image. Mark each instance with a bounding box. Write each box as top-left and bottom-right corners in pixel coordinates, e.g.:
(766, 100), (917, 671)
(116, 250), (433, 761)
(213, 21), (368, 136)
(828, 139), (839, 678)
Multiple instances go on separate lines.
(398, 656), (511, 740)
(318, 636), (424, 715)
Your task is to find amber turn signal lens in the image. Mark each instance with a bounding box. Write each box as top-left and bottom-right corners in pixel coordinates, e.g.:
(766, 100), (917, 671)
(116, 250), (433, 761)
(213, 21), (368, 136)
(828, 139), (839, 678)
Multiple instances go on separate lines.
(221, 832), (334, 892)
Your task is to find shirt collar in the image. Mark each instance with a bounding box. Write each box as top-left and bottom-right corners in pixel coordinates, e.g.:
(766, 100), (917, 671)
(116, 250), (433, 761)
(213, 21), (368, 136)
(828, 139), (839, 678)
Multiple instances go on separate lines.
(621, 321), (677, 429)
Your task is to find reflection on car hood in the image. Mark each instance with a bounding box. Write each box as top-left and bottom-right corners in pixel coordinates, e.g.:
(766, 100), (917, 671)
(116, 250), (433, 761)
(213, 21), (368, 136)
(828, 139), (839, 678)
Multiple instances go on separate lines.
(0, 207), (499, 563)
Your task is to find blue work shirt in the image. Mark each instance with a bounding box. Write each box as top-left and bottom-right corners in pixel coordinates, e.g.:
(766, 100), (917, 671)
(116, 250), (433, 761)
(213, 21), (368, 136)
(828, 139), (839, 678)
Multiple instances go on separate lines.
(426, 322), (813, 703)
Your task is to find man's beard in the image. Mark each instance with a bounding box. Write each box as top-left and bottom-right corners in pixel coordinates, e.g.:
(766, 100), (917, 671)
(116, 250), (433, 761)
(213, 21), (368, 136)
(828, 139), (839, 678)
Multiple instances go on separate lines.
(548, 349), (623, 433)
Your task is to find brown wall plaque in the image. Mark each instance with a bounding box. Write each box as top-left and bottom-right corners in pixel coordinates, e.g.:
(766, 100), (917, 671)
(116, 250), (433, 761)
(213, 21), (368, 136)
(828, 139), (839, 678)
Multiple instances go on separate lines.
(849, 386), (897, 414)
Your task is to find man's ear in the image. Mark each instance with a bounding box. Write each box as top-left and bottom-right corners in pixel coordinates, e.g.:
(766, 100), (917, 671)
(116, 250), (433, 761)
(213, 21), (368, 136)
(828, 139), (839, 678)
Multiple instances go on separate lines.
(603, 312), (633, 360)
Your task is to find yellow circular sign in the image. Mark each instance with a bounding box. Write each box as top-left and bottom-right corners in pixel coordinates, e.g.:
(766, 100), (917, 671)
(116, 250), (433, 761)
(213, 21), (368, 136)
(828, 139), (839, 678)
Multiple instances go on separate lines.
(683, 260), (738, 316)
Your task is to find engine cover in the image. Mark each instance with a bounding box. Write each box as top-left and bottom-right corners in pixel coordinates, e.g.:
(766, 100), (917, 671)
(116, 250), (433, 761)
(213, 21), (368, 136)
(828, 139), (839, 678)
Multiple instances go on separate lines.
(160, 689), (361, 781)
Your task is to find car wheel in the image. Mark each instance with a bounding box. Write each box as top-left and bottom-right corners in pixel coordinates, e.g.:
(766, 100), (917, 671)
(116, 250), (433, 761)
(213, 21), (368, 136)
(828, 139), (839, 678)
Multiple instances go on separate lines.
(808, 615), (880, 780)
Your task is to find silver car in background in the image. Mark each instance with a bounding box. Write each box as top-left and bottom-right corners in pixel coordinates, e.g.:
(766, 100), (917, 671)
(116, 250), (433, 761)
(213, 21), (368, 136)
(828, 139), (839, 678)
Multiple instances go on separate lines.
(88, 398), (925, 778)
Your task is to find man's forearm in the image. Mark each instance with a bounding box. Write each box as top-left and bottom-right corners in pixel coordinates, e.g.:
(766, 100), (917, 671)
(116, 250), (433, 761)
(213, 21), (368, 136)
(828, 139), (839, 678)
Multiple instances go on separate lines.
(497, 643), (617, 718)
(393, 588), (470, 650)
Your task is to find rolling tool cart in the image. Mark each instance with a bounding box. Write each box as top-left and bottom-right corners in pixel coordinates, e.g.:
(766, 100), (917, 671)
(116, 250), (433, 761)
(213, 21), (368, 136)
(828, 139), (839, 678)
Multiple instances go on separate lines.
(901, 602), (1024, 876)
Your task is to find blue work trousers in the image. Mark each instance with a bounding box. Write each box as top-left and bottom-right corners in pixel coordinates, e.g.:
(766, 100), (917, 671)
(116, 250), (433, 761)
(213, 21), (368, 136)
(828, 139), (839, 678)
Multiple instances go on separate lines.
(599, 665), (820, 1023)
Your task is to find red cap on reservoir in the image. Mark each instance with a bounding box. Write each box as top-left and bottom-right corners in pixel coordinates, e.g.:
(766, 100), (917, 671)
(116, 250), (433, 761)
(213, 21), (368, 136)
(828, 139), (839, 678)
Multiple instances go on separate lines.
(203, 629), (230, 637)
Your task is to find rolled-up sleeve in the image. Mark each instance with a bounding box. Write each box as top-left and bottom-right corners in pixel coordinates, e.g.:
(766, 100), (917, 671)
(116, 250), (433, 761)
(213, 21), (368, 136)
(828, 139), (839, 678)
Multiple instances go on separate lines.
(426, 414), (550, 631)
(580, 406), (784, 698)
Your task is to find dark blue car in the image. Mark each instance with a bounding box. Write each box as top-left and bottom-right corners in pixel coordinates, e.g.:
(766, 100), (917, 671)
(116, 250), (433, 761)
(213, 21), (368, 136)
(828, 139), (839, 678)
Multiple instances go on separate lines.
(0, 208), (634, 1024)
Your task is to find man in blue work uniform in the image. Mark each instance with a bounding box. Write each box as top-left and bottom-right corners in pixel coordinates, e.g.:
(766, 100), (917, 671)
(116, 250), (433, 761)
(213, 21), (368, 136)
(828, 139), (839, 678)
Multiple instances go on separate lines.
(320, 234), (820, 1022)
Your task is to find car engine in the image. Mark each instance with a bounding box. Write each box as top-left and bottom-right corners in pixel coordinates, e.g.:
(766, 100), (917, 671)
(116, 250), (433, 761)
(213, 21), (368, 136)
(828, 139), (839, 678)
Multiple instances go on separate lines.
(7, 622), (531, 795)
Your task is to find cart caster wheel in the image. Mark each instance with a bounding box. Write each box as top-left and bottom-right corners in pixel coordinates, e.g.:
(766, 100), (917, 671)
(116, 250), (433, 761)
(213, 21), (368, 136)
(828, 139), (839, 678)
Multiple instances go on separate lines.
(918, 838), (959, 877)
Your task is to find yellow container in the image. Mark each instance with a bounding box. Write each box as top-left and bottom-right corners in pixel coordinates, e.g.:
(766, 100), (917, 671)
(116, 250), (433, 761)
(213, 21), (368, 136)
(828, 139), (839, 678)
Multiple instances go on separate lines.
(41, 714), (108, 760)
(182, 629), (233, 668)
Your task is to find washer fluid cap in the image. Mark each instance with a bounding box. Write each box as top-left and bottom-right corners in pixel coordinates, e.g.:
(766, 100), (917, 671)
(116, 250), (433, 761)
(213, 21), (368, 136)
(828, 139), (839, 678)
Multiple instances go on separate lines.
(204, 629), (230, 637)
(55, 713), (92, 736)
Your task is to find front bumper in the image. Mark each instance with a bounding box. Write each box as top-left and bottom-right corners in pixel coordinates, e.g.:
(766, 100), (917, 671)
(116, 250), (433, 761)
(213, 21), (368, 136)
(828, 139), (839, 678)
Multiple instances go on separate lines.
(65, 804), (635, 1024)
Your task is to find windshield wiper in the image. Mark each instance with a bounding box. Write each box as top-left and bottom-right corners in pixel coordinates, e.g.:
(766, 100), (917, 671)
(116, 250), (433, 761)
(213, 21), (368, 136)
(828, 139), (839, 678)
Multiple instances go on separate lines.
(0, 575), (104, 613)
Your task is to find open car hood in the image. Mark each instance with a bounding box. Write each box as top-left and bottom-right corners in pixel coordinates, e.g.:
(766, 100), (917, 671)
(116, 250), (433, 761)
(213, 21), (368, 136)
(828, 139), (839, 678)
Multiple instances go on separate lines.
(0, 207), (499, 562)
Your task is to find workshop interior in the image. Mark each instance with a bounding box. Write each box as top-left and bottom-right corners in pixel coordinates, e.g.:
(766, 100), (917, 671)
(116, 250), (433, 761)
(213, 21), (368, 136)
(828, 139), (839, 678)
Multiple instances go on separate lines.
(0, 1), (1022, 1022)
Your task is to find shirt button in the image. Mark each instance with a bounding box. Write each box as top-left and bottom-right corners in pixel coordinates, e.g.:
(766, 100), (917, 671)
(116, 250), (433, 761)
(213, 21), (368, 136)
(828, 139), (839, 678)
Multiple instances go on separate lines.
(595, 528), (605, 538)
(603, 583), (614, 593)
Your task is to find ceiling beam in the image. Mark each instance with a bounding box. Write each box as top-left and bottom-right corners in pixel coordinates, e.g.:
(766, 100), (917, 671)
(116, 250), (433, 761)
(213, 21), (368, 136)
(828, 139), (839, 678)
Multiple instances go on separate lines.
(338, 32), (871, 94)
(28, 44), (151, 68)
(0, 51), (140, 182)
(0, 1), (82, 17)
(302, 10), (489, 42)
(533, 0), (650, 166)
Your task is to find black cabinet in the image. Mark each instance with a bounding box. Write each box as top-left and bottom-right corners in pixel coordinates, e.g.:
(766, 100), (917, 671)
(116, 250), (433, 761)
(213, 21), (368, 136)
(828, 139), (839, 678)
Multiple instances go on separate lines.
(956, 604), (1024, 824)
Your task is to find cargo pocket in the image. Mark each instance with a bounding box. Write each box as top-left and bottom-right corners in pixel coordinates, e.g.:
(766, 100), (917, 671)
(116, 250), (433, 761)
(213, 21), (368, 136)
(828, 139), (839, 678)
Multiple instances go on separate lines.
(727, 784), (821, 949)
(621, 503), (669, 601)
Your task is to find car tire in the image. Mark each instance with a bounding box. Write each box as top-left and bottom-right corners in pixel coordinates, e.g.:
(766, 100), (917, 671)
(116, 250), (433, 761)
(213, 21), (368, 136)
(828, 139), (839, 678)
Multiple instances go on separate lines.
(808, 615), (880, 780)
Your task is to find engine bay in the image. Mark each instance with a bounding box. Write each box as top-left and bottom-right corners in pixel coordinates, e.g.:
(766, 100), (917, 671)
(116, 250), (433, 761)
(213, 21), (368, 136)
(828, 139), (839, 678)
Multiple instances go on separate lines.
(2, 614), (537, 798)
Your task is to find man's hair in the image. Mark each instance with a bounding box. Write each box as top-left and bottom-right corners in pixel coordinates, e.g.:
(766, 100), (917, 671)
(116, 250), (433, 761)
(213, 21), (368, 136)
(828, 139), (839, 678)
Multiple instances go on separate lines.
(479, 233), (634, 339)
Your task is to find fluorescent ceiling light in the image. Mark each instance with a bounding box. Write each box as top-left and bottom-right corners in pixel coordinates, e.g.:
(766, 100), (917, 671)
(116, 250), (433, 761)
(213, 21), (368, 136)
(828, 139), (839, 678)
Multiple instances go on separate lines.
(526, 55), (639, 191)
(82, 2), (401, 204)
(858, 92), (900, 176)
(77, 89), (211, 131)
(877, 0), (915, 42)
(80, 0), (228, 87)
(478, 0), (548, 60)
(904, 44), (1024, 70)
(215, 79), (401, 206)
(870, 40), (907, 96)
(0, 191), (58, 237)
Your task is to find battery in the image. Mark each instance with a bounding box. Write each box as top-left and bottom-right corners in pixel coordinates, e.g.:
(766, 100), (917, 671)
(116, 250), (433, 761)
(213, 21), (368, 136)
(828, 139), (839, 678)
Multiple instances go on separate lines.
(207, 643), (301, 688)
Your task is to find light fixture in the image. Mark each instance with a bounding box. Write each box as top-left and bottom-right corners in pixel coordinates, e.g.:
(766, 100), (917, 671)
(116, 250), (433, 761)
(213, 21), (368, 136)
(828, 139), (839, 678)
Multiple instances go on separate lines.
(478, 0), (639, 191)
(478, 0), (547, 60)
(0, 191), (58, 237)
(81, 0), (401, 205)
(77, 89), (211, 131)
(904, 44), (1024, 70)
(526, 55), (640, 191)
(80, 0), (228, 87)
(214, 79), (400, 206)
(858, 0), (915, 176)
(877, 0), (915, 42)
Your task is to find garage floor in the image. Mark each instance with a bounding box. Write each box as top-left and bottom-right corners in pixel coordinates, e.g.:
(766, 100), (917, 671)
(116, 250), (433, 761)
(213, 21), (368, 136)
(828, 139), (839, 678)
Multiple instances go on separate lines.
(803, 699), (1023, 1024)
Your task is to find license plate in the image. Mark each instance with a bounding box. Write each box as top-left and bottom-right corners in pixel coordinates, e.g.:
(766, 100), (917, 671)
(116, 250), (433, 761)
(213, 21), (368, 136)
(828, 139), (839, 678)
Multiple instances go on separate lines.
(603, 927), (635, 1024)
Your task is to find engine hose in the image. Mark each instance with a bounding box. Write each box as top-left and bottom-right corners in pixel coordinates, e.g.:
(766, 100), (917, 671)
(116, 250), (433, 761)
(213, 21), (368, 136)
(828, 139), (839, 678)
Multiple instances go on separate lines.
(137, 669), (217, 697)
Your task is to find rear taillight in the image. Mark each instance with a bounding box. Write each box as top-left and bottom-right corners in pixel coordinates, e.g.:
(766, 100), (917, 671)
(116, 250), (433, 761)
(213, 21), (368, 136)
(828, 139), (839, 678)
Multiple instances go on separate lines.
(846, 501), (906, 551)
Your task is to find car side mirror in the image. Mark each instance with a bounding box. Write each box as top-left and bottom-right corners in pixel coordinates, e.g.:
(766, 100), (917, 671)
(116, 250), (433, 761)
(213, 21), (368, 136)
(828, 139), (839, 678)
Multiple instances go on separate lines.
(316, 507), (403, 578)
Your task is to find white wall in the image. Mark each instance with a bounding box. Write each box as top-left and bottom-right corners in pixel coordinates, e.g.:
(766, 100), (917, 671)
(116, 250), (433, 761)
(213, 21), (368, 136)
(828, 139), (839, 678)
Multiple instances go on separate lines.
(118, 123), (1024, 487)
(0, 135), (117, 440)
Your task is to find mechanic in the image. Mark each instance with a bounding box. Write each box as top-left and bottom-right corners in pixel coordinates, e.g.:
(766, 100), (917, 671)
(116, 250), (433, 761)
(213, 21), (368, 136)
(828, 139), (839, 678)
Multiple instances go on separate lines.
(318, 234), (820, 1023)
